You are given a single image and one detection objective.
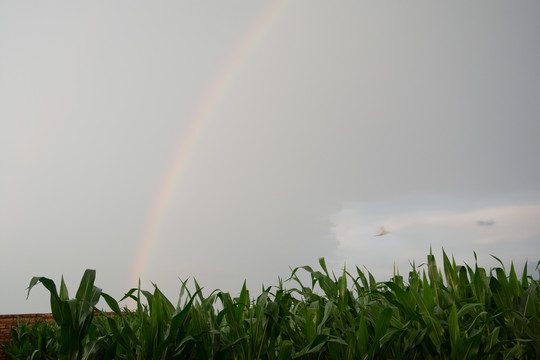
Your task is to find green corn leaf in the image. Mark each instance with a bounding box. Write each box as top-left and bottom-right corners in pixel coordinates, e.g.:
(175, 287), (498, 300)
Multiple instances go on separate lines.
(100, 292), (123, 315)
(357, 312), (369, 356)
(368, 272), (377, 292)
(293, 334), (328, 358)
(443, 250), (457, 292)
(427, 252), (440, 286)
(316, 301), (336, 333)
(170, 335), (196, 357)
(456, 302), (482, 319)
(520, 282), (538, 318)
(369, 307), (393, 359)
(422, 272), (435, 312)
(490, 276), (512, 310)
(448, 303), (459, 351)
(217, 334), (249, 353)
(356, 266), (369, 290)
(484, 326), (500, 353)
(508, 262), (520, 297)
(373, 307), (392, 343)
(503, 343), (526, 360)
(142, 286), (154, 304)
(238, 280), (249, 307)
(521, 262), (529, 289)
(59, 276), (69, 301)
(278, 340), (293, 360)
(162, 288), (202, 350)
(461, 329), (482, 359)
(457, 265), (470, 299)
(99, 294), (140, 350)
(410, 286), (444, 351)
(385, 281), (416, 316)
(304, 301), (318, 342)
(118, 287), (138, 303)
(339, 266), (347, 302)
(75, 269), (96, 304)
(81, 335), (110, 360)
(491, 254), (506, 271)
(319, 257), (330, 277)
(193, 278), (205, 303)
(27, 276), (66, 326)
(472, 266), (487, 305)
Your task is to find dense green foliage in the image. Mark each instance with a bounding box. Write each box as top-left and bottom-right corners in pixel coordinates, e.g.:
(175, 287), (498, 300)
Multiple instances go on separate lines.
(3, 250), (539, 359)
(1, 319), (58, 360)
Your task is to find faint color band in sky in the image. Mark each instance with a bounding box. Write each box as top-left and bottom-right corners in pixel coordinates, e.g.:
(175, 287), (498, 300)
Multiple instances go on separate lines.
(129, 0), (291, 289)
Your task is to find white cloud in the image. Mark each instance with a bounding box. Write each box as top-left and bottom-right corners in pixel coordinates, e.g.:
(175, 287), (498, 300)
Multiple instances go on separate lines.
(328, 197), (540, 280)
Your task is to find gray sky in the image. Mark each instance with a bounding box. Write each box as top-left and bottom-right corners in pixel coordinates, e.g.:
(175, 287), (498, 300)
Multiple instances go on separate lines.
(1, 1), (540, 314)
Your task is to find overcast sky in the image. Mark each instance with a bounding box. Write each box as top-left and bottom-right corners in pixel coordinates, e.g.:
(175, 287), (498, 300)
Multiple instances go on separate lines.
(1, 1), (540, 314)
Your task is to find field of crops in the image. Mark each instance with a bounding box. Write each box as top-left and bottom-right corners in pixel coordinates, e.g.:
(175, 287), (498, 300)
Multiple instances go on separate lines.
(2, 250), (539, 359)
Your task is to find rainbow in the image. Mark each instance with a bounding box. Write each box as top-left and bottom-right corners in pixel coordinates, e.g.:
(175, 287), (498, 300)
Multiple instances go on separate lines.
(129, 0), (290, 289)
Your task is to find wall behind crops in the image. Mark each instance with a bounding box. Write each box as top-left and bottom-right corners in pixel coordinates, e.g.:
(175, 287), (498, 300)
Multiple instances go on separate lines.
(0, 313), (55, 360)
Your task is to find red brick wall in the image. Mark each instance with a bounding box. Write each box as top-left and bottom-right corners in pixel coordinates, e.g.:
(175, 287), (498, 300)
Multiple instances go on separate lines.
(0, 313), (55, 360)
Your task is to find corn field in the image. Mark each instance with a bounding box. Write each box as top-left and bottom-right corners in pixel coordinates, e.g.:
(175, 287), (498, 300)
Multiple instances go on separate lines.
(2, 250), (539, 359)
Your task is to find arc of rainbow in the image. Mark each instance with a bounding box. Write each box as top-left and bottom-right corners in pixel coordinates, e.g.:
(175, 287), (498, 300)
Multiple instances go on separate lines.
(129, 0), (290, 289)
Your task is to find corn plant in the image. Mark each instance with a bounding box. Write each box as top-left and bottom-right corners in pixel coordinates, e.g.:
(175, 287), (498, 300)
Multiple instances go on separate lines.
(9, 250), (540, 359)
(26, 269), (104, 360)
(98, 279), (202, 359)
(0, 319), (58, 360)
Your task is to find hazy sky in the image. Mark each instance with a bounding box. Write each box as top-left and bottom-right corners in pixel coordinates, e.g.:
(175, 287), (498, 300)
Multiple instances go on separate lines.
(1, 1), (540, 314)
